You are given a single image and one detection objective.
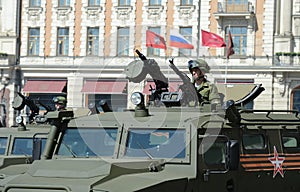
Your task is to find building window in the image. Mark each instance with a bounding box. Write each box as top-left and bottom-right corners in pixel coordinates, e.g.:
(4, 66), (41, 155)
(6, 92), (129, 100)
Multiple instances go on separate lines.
(226, 26), (247, 57)
(119, 0), (130, 6)
(29, 0), (41, 7)
(57, 28), (69, 56)
(226, 0), (248, 12)
(147, 27), (162, 56)
(117, 27), (129, 56)
(292, 87), (300, 112)
(87, 27), (99, 56)
(149, 0), (161, 6)
(88, 0), (100, 6)
(29, 93), (66, 111)
(88, 94), (128, 112)
(59, 0), (70, 6)
(179, 27), (192, 56)
(180, 0), (193, 5)
(28, 28), (40, 56)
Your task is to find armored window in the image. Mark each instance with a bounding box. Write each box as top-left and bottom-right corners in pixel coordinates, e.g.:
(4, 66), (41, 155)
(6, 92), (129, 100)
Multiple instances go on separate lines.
(117, 27), (129, 56)
(180, 0), (193, 5)
(58, 0), (70, 6)
(29, 0), (41, 7)
(87, 27), (99, 56)
(57, 27), (69, 56)
(242, 134), (266, 150)
(225, 26), (247, 57)
(88, 0), (100, 6)
(0, 137), (7, 155)
(203, 142), (226, 165)
(125, 128), (186, 159)
(119, 0), (130, 6)
(57, 128), (118, 157)
(12, 138), (47, 156)
(179, 27), (193, 56)
(147, 27), (163, 56)
(149, 0), (161, 6)
(28, 28), (40, 56)
(282, 136), (298, 148)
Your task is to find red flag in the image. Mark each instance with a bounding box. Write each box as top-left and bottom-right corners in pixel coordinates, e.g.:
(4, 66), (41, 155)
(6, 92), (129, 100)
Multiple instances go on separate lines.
(201, 30), (226, 47)
(146, 30), (166, 50)
(226, 30), (235, 59)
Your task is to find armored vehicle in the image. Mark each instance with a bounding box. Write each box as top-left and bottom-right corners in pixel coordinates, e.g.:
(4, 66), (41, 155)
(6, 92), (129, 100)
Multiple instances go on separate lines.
(0, 93), (75, 187)
(0, 126), (48, 171)
(2, 51), (300, 192)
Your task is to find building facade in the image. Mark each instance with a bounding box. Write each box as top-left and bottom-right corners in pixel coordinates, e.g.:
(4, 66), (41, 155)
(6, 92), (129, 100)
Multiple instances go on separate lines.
(0, 0), (19, 127)
(1, 0), (300, 126)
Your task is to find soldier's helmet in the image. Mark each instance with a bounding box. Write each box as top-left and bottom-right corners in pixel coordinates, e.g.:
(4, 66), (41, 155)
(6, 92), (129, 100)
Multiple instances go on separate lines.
(53, 96), (66, 105)
(188, 59), (210, 73)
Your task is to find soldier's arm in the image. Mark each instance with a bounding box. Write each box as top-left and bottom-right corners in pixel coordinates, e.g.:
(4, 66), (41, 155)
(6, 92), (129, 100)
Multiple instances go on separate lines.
(209, 84), (221, 104)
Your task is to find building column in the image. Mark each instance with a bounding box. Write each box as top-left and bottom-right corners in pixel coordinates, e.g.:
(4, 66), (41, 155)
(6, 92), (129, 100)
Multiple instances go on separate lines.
(67, 74), (84, 108)
(274, 0), (293, 54)
(275, 0), (280, 35)
(280, 0), (292, 35)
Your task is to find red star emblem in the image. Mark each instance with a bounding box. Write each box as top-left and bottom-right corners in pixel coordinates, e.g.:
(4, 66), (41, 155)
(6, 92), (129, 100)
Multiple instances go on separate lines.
(268, 146), (285, 178)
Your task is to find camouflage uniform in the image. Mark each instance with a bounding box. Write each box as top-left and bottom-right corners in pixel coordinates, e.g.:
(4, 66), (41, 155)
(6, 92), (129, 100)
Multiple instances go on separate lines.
(194, 80), (220, 104)
(188, 59), (221, 104)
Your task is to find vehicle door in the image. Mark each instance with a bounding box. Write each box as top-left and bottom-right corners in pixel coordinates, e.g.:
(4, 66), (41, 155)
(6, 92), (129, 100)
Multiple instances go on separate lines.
(280, 128), (300, 191)
(238, 128), (290, 192)
(197, 128), (239, 192)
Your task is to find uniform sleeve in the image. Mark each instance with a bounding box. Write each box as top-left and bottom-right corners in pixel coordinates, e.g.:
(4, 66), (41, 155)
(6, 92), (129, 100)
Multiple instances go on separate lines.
(209, 83), (221, 104)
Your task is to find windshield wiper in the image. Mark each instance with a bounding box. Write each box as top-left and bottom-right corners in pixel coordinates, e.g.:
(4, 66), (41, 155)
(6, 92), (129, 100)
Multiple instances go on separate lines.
(16, 149), (31, 163)
(136, 141), (153, 159)
(62, 142), (77, 158)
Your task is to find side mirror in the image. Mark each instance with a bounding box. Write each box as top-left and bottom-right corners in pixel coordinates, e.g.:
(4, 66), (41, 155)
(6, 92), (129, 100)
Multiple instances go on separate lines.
(228, 140), (240, 170)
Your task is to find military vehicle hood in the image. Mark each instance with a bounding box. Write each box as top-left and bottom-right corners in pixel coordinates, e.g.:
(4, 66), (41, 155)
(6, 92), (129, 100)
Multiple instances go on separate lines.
(26, 158), (165, 178)
(4, 158), (172, 192)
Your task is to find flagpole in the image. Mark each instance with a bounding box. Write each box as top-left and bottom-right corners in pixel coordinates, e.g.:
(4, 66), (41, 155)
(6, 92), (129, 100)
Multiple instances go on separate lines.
(225, 25), (234, 100)
(224, 58), (228, 100)
(225, 26), (230, 99)
(225, 25), (230, 86)
(225, 58), (228, 85)
(197, 0), (201, 58)
(165, 48), (169, 84)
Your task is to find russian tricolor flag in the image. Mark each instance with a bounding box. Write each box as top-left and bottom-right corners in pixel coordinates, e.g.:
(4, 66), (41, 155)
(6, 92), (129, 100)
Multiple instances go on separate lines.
(169, 29), (194, 49)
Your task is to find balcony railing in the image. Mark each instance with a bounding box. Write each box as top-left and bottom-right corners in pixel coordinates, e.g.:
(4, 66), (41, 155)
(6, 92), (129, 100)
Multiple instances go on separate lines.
(275, 53), (300, 66)
(0, 54), (15, 66)
(217, 1), (254, 13)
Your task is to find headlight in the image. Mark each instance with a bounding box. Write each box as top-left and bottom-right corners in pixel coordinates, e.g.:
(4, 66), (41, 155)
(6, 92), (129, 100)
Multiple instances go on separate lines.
(130, 92), (144, 105)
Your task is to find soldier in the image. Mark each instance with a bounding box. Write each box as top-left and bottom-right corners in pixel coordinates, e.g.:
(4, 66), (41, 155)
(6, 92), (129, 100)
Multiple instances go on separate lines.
(188, 59), (221, 104)
(53, 96), (66, 111)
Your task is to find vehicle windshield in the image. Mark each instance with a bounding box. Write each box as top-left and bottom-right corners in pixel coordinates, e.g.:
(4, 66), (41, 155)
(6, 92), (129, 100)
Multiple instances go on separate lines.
(57, 128), (118, 157)
(124, 128), (186, 159)
(12, 137), (47, 156)
(0, 137), (7, 155)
